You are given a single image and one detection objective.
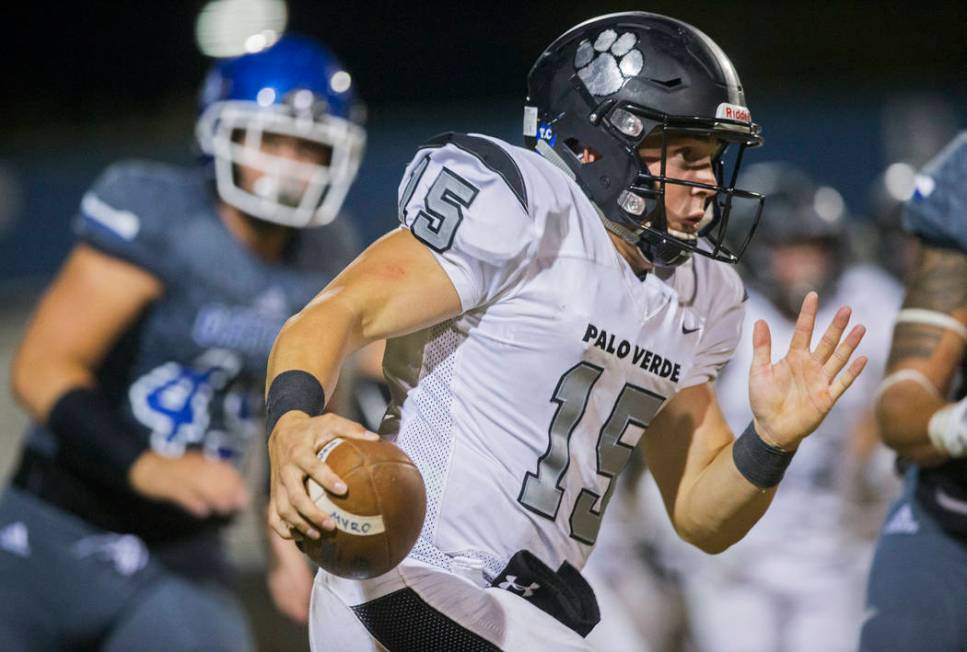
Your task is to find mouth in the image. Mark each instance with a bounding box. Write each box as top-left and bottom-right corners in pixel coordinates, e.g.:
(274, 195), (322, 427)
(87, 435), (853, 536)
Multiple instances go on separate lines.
(666, 213), (704, 241)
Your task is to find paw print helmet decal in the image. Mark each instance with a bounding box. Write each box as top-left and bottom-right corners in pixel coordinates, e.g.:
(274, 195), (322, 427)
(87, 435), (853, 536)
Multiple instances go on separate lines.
(574, 30), (644, 97)
(525, 12), (765, 266)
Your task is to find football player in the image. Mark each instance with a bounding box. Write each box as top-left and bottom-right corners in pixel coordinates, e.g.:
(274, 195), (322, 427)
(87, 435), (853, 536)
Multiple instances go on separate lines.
(862, 132), (967, 651)
(641, 163), (902, 652)
(0, 36), (364, 650)
(266, 13), (868, 650)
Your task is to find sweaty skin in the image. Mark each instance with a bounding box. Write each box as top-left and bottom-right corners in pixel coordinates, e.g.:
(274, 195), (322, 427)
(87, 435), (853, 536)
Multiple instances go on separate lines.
(265, 133), (868, 554)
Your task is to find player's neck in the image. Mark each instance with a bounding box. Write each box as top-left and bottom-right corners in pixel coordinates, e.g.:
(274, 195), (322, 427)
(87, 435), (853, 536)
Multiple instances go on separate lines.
(607, 231), (654, 275)
(217, 203), (293, 262)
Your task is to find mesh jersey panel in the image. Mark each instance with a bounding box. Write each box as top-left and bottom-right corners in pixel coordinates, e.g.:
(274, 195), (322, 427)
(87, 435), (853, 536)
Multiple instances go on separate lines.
(351, 588), (500, 651)
(395, 321), (464, 571)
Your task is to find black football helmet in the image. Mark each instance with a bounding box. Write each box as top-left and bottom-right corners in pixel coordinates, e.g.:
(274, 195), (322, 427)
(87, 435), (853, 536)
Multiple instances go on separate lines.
(525, 12), (764, 266)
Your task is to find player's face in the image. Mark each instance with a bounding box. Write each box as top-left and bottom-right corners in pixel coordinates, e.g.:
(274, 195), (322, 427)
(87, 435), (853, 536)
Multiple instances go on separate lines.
(769, 239), (835, 314)
(234, 131), (333, 210)
(638, 135), (719, 235)
(258, 132), (333, 167)
(770, 240), (833, 288)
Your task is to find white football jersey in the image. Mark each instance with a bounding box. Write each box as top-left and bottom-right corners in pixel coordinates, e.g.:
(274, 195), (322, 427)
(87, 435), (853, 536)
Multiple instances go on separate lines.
(382, 133), (745, 581)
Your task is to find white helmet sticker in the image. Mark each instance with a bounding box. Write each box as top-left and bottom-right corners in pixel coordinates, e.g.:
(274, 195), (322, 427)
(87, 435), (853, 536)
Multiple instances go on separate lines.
(715, 103), (751, 123)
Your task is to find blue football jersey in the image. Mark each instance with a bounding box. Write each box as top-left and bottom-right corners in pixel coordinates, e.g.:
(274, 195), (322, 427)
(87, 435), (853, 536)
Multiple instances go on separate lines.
(901, 133), (967, 535)
(18, 160), (358, 553)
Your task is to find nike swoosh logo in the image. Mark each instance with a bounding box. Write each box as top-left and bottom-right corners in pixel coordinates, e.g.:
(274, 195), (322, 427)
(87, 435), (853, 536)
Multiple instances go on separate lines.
(682, 325), (700, 335)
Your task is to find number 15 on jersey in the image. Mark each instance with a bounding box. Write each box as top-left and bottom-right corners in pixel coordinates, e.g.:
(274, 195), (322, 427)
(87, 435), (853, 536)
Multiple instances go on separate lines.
(518, 362), (665, 545)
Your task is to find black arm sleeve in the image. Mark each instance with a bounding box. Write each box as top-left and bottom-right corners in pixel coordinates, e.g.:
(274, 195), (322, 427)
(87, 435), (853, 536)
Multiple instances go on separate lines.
(46, 386), (148, 491)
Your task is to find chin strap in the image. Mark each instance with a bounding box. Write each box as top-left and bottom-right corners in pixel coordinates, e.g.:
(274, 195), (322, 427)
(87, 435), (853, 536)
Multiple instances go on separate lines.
(599, 215), (642, 246)
(535, 140), (642, 247)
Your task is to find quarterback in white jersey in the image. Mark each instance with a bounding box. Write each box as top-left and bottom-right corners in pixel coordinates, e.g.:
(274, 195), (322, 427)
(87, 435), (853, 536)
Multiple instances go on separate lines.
(265, 13), (869, 651)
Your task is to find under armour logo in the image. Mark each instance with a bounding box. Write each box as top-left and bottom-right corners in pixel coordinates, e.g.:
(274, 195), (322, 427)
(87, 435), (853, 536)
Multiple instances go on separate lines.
(498, 575), (541, 598)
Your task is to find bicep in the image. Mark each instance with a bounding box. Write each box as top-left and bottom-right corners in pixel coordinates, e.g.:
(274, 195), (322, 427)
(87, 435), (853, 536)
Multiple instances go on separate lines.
(642, 383), (734, 517)
(303, 228), (463, 344)
(886, 243), (967, 391)
(13, 244), (162, 415)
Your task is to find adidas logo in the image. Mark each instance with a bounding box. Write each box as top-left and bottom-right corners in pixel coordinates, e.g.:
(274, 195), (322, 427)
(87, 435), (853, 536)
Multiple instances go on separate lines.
(0, 522), (30, 557)
(883, 503), (919, 535)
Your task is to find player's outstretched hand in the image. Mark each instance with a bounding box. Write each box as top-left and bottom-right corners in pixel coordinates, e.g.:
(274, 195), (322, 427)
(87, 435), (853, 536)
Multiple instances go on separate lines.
(748, 291), (868, 450)
(267, 411), (379, 541)
(128, 451), (250, 518)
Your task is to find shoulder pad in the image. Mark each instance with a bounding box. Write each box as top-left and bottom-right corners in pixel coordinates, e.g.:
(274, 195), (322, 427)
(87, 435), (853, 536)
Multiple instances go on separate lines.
(421, 132), (528, 212)
(904, 132), (967, 254)
(75, 160), (205, 279)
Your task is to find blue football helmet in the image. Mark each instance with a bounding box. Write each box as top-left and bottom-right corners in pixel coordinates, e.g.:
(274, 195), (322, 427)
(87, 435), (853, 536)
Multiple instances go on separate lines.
(196, 35), (365, 227)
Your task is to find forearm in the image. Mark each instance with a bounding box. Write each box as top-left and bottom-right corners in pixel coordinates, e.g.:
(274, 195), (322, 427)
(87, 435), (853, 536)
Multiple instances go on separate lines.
(674, 439), (775, 554)
(12, 352), (147, 489)
(646, 385), (778, 554)
(267, 294), (363, 403)
(877, 382), (949, 465)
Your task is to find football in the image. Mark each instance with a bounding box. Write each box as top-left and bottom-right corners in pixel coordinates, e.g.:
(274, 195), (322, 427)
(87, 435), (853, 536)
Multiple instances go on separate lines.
(299, 437), (426, 579)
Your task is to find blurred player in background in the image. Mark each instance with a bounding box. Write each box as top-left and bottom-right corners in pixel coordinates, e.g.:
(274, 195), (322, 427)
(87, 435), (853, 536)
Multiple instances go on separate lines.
(265, 12), (869, 650)
(0, 35), (365, 650)
(862, 132), (967, 651)
(666, 163), (900, 652)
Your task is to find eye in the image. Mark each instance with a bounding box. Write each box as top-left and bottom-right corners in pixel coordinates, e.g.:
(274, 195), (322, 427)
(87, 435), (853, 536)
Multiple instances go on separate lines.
(262, 133), (285, 147)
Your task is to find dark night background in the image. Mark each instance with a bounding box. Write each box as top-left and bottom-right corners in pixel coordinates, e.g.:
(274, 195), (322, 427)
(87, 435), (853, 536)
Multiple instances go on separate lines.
(2, 0), (966, 278)
(0, 3), (964, 649)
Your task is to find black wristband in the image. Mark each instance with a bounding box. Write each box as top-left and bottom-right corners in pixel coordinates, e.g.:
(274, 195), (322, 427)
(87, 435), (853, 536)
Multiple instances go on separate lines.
(47, 386), (148, 491)
(266, 370), (326, 436)
(732, 422), (795, 489)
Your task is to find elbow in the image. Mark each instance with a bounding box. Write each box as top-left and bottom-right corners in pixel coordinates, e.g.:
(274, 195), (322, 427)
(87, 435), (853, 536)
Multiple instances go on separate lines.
(875, 402), (904, 452)
(679, 531), (733, 555)
(673, 520), (735, 555)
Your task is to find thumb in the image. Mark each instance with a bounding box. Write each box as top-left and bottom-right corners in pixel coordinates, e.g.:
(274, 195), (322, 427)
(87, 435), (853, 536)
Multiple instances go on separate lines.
(751, 320), (772, 370)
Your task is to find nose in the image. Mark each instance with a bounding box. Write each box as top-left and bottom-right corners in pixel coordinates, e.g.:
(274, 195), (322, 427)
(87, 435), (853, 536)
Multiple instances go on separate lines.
(272, 139), (302, 160)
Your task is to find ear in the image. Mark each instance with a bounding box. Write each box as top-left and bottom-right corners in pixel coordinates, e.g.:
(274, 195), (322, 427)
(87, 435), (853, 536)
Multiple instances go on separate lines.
(581, 147), (599, 164)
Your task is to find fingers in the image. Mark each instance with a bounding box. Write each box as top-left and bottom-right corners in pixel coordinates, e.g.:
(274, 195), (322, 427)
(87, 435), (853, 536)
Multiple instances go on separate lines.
(266, 413), (378, 543)
(813, 306), (852, 363)
(302, 454), (348, 496)
(308, 413), (380, 443)
(268, 507), (294, 540)
(275, 476), (326, 540)
(283, 465), (333, 536)
(194, 462), (250, 515)
(830, 355), (868, 401)
(789, 291), (819, 351)
(823, 324), (866, 381)
(176, 492), (212, 520)
(751, 319), (772, 369)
